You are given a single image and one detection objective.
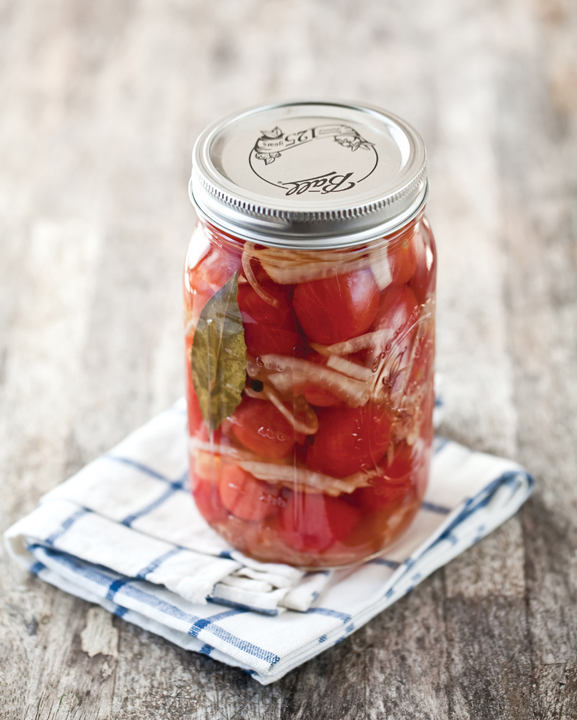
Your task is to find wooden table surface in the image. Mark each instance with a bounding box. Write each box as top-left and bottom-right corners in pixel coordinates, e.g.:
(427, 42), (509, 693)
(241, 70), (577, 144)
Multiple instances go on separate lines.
(1, 1), (576, 717)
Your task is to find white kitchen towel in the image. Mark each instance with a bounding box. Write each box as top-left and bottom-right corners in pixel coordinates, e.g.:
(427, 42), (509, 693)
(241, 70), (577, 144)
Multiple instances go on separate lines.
(4, 398), (533, 684)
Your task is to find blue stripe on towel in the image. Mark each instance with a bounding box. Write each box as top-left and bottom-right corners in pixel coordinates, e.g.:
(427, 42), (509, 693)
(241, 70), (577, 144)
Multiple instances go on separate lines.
(434, 470), (528, 546)
(107, 550), (183, 599)
(306, 607), (352, 623)
(421, 501), (451, 515)
(45, 507), (90, 546)
(191, 609), (246, 631)
(107, 456), (189, 492)
(106, 455), (174, 482)
(121, 472), (188, 527)
(135, 547), (183, 579)
(33, 546), (117, 588)
(371, 558), (401, 569)
(200, 608), (245, 624)
(473, 524), (486, 543)
(29, 545), (279, 666)
(30, 561), (46, 575)
(106, 578), (130, 601)
(187, 621), (280, 665)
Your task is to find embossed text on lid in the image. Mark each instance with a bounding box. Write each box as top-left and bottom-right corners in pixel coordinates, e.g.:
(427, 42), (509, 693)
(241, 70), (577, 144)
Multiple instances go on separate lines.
(190, 101), (427, 249)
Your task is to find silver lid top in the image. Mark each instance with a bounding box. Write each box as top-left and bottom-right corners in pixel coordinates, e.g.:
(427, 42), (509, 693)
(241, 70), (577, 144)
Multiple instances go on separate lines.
(190, 100), (427, 249)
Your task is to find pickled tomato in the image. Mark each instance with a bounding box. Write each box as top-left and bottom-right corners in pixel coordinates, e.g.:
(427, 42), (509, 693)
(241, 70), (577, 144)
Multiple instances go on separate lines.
(185, 216), (436, 568)
(388, 229), (418, 285)
(227, 396), (295, 460)
(219, 466), (281, 521)
(238, 276), (302, 357)
(237, 279), (293, 327)
(192, 477), (227, 524)
(373, 284), (419, 338)
(409, 229), (436, 304)
(351, 443), (414, 513)
(279, 492), (361, 553)
(185, 244), (242, 324)
(307, 405), (392, 478)
(292, 353), (342, 407)
(293, 269), (379, 345)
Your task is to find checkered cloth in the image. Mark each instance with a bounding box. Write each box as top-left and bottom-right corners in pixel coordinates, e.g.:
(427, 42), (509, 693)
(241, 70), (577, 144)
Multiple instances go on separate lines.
(4, 398), (533, 684)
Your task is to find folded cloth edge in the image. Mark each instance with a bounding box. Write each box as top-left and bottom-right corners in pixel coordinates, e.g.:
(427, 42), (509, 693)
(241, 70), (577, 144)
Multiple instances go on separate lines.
(4, 459), (534, 684)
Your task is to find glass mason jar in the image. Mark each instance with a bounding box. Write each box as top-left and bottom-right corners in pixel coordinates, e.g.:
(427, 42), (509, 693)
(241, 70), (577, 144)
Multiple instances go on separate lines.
(184, 101), (436, 568)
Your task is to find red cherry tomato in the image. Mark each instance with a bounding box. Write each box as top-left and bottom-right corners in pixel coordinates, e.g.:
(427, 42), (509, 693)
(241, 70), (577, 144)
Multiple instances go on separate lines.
(238, 278), (303, 357)
(409, 228), (436, 304)
(307, 405), (392, 478)
(219, 465), (281, 521)
(238, 281), (294, 327)
(388, 228), (418, 285)
(228, 396), (295, 460)
(353, 476), (413, 514)
(243, 324), (303, 358)
(293, 270), (379, 345)
(191, 475), (228, 524)
(185, 245), (242, 325)
(191, 421), (223, 446)
(385, 442), (414, 479)
(351, 443), (414, 513)
(185, 334), (204, 435)
(279, 491), (361, 553)
(370, 285), (419, 361)
(292, 353), (341, 407)
(187, 385), (204, 435)
(368, 285), (420, 384)
(197, 243), (242, 289)
(373, 284), (419, 336)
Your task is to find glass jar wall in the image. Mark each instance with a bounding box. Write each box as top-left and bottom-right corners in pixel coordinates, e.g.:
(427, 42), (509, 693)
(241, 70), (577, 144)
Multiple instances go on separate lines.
(183, 214), (436, 568)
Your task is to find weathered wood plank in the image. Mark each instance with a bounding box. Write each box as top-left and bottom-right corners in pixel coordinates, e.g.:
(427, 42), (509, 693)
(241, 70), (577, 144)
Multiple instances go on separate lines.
(495, 1), (577, 718)
(1, 0), (576, 717)
(0, 217), (108, 719)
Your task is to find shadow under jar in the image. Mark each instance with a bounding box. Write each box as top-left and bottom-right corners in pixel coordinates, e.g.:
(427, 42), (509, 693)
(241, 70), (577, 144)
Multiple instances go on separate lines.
(184, 101), (437, 569)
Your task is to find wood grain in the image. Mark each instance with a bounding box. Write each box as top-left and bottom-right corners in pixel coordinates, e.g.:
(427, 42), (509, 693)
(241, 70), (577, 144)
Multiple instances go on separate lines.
(1, 0), (576, 717)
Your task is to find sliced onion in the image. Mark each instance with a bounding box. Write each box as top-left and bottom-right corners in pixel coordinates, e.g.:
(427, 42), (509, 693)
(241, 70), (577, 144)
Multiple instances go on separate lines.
(387, 303), (435, 401)
(252, 246), (372, 285)
(238, 461), (380, 496)
(260, 262), (343, 285)
(326, 355), (373, 382)
(242, 242), (279, 307)
(370, 249), (393, 291)
(261, 354), (368, 407)
(311, 329), (393, 357)
(268, 371), (367, 408)
(244, 383), (319, 434)
(188, 437), (250, 459)
(263, 386), (318, 435)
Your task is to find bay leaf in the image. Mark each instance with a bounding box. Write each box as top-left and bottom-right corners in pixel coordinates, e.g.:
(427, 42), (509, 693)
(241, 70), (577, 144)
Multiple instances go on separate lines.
(191, 271), (247, 430)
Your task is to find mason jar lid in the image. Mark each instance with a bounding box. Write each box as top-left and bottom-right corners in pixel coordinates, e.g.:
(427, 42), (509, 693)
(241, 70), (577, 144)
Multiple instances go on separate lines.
(190, 100), (427, 249)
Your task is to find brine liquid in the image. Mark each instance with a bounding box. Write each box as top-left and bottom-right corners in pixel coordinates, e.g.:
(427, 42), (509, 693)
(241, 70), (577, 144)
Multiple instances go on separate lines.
(183, 216), (436, 568)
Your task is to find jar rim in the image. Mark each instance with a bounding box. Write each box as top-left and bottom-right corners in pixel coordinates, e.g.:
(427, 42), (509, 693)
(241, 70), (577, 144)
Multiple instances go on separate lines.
(190, 100), (428, 250)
